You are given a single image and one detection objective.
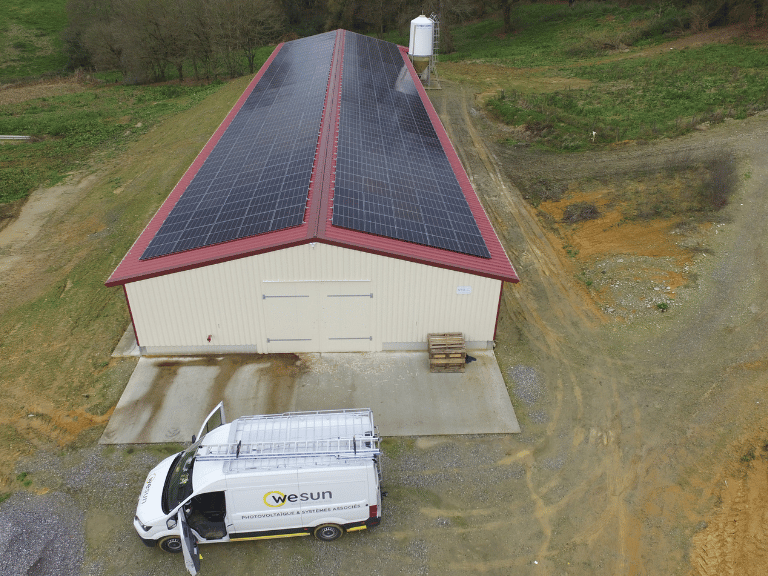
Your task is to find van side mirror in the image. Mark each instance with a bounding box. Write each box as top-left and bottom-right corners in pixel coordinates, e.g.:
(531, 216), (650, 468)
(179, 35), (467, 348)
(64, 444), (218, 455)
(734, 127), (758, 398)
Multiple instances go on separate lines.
(191, 435), (196, 443)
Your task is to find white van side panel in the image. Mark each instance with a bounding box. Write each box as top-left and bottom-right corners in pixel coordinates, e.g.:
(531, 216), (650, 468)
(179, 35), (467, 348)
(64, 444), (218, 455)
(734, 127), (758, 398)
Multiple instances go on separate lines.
(222, 464), (376, 537)
(298, 466), (370, 527)
(226, 470), (301, 533)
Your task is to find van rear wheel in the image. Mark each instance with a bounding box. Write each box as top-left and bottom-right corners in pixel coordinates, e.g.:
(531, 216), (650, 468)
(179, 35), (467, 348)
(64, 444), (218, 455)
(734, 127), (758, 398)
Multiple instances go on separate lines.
(159, 536), (183, 553)
(313, 524), (343, 541)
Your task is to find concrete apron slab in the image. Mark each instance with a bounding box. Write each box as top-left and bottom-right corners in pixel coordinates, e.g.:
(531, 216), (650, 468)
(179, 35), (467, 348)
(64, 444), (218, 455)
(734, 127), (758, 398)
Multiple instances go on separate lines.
(100, 351), (520, 443)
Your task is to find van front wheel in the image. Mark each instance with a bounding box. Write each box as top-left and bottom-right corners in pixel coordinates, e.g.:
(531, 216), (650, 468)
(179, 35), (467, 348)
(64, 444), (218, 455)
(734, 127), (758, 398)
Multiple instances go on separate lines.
(313, 524), (343, 541)
(159, 536), (183, 553)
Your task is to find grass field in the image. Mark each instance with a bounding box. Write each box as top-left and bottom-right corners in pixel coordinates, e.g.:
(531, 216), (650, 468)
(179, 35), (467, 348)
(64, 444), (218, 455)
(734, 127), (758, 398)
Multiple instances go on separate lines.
(0, 81), (228, 204)
(0, 0), (68, 79)
(480, 38), (768, 150)
(436, 3), (768, 151)
(0, 43), (273, 205)
(442, 2), (687, 66)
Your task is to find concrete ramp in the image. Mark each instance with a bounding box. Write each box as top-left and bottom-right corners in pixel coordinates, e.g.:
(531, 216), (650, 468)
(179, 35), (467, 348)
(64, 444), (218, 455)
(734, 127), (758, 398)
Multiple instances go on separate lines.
(100, 350), (519, 443)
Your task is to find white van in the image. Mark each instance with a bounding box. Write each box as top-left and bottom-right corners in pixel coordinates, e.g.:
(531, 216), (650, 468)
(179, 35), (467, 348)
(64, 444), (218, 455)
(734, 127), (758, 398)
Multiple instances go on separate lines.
(134, 404), (382, 574)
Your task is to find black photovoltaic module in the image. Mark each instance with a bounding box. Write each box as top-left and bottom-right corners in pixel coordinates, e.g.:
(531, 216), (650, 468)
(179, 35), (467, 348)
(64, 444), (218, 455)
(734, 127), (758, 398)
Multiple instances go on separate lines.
(332, 33), (490, 259)
(140, 32), (336, 261)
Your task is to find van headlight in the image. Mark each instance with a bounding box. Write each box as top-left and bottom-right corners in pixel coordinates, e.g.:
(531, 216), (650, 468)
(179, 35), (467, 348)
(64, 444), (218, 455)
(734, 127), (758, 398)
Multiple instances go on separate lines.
(135, 515), (152, 532)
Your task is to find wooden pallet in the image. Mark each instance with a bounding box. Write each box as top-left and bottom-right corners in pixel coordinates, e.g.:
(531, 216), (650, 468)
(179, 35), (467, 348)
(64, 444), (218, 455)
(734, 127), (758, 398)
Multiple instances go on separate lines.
(428, 332), (466, 373)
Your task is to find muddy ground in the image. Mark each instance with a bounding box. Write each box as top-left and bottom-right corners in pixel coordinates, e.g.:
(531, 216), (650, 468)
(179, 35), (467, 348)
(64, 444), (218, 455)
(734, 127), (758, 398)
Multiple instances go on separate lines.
(1, 53), (768, 575)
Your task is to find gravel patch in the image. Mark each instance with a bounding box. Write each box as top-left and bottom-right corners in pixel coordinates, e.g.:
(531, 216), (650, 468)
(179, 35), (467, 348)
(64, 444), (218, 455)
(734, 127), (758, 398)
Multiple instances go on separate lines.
(508, 365), (545, 405)
(407, 539), (429, 575)
(3, 445), (183, 576)
(540, 454), (567, 471)
(0, 491), (85, 576)
(529, 409), (550, 424)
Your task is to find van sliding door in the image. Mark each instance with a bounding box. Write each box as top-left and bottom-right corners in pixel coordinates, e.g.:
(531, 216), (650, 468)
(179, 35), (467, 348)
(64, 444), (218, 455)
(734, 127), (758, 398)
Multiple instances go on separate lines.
(227, 471), (303, 537)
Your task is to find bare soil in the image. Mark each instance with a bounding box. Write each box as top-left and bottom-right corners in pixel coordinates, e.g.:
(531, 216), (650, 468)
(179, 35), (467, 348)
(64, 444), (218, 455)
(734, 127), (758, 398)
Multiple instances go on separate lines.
(433, 80), (768, 575)
(1, 31), (768, 574)
(0, 76), (87, 108)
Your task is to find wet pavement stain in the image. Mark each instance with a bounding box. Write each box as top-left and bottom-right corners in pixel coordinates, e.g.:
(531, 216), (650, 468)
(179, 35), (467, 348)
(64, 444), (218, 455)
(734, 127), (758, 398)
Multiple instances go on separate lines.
(149, 354), (306, 418)
(102, 349), (517, 443)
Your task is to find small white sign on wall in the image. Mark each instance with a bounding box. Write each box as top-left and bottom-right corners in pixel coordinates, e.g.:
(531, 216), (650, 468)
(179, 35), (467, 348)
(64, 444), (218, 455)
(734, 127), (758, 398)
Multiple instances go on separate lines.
(456, 286), (472, 295)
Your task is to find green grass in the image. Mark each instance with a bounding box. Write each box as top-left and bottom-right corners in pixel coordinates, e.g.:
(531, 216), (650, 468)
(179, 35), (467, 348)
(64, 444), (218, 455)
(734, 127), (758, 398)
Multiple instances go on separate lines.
(383, 3), (768, 152)
(0, 82), (227, 204)
(16, 472), (32, 487)
(381, 437), (416, 459)
(440, 2), (768, 151)
(0, 0), (68, 80)
(741, 446), (756, 462)
(487, 43), (768, 151)
(442, 2), (686, 67)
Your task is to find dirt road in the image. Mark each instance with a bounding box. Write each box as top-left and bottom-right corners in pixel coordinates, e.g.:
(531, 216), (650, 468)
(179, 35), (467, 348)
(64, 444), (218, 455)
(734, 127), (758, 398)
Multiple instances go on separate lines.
(433, 82), (768, 575)
(1, 73), (767, 575)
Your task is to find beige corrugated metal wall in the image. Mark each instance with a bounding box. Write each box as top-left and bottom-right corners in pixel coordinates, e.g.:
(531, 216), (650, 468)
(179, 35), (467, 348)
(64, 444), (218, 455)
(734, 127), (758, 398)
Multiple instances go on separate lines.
(125, 243), (501, 354)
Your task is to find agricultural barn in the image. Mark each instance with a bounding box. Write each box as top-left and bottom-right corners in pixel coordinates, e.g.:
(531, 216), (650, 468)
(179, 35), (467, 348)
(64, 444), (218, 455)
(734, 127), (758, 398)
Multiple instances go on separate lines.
(106, 30), (518, 355)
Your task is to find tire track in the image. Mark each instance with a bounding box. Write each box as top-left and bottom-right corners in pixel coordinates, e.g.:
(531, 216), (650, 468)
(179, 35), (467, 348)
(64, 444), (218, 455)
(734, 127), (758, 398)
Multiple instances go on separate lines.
(434, 83), (646, 574)
(692, 457), (768, 576)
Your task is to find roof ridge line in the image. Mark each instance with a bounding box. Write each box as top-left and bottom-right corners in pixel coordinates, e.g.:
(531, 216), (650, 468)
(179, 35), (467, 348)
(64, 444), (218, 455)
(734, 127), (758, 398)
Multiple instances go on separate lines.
(306, 29), (345, 239)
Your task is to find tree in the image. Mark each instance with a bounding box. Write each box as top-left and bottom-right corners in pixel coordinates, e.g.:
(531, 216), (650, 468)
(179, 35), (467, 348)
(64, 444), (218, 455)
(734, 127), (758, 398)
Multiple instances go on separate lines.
(209, 0), (245, 77)
(413, 0), (478, 54)
(208, 0), (286, 78)
(186, 0), (217, 80)
(235, 0), (286, 74)
(110, 0), (171, 82)
(157, 0), (191, 82)
(498, 0), (518, 35)
(64, 0), (122, 72)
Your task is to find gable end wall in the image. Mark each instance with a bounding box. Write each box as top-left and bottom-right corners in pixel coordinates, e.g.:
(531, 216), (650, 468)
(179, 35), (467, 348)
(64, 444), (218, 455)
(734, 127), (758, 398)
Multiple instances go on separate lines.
(125, 243), (502, 354)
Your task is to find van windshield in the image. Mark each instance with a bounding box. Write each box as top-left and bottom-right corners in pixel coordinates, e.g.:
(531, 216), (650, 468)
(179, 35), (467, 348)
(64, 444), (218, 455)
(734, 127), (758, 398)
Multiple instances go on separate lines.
(163, 440), (200, 513)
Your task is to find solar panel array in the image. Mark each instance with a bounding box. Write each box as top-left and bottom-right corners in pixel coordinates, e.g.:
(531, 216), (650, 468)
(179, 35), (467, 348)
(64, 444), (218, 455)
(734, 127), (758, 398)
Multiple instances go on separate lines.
(332, 33), (490, 259)
(141, 32), (336, 260)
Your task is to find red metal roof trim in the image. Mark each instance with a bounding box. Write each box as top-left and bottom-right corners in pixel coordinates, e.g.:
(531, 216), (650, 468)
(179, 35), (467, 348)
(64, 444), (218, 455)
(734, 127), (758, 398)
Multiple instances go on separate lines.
(310, 30), (344, 238)
(107, 32), (518, 287)
(317, 31), (344, 239)
(305, 30), (341, 233)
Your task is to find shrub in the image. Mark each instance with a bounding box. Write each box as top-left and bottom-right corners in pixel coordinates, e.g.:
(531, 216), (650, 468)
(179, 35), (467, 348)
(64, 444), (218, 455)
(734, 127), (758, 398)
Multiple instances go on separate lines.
(521, 179), (568, 207)
(701, 153), (737, 210)
(563, 202), (600, 223)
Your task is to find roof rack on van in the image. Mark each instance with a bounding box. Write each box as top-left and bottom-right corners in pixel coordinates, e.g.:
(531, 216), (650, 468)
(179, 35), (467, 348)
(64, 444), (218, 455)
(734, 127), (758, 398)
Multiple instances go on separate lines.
(195, 408), (380, 462)
(195, 436), (380, 462)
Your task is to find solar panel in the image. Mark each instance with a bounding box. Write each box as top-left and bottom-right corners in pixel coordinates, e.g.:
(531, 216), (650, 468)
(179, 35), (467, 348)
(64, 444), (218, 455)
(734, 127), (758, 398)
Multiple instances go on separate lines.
(332, 32), (491, 259)
(140, 32), (336, 261)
